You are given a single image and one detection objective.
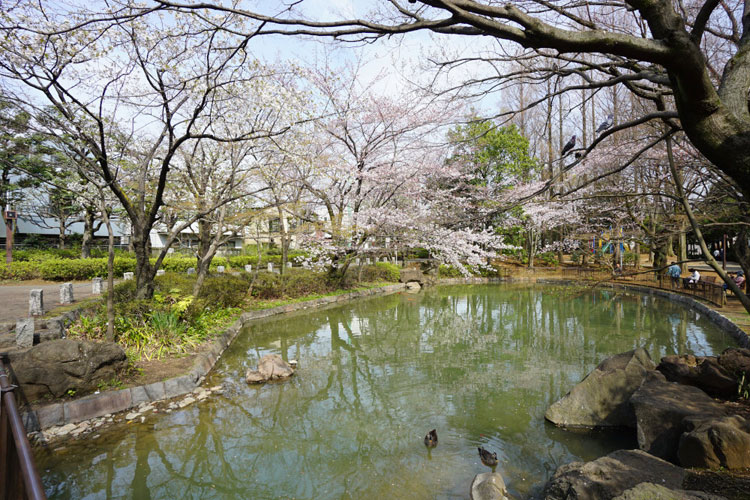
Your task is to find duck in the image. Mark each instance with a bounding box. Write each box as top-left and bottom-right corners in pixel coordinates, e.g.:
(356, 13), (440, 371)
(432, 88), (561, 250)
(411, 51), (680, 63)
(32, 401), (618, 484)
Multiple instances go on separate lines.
(424, 429), (438, 448)
(478, 446), (498, 467)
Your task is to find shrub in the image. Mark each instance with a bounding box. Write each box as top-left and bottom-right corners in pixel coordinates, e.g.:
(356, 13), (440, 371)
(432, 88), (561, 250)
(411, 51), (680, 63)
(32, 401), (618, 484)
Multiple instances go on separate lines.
(249, 272), (283, 299)
(159, 257), (195, 272)
(359, 262), (400, 282)
(280, 268), (330, 296)
(37, 257), (136, 281)
(536, 252), (558, 266)
(196, 274), (251, 309)
(0, 261), (39, 280)
(438, 265), (463, 278)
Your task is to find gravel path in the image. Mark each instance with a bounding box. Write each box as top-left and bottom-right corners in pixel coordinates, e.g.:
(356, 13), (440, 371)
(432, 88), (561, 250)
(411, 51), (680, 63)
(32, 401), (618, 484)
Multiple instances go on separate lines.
(0, 280), (111, 323)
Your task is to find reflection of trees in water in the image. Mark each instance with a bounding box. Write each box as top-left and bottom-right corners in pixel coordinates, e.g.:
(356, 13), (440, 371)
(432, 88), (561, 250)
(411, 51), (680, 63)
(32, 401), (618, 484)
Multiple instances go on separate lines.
(37, 285), (729, 499)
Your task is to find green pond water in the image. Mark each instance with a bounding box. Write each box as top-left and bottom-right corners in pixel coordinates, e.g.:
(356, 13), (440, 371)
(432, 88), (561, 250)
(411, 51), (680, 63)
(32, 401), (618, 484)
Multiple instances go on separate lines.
(35, 284), (734, 499)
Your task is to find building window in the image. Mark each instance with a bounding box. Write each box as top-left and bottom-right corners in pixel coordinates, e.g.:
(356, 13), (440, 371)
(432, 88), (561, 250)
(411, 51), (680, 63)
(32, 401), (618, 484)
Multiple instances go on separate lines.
(269, 218), (281, 233)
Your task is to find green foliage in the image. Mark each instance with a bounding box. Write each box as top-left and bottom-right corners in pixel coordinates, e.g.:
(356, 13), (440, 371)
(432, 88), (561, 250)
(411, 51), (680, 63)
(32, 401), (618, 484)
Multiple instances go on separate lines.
(438, 265), (464, 278)
(195, 274), (251, 309)
(447, 117), (538, 188)
(1, 256), (137, 281)
(250, 269), (329, 300)
(623, 252), (639, 266)
(536, 252), (558, 266)
(0, 261), (38, 280)
(160, 257), (195, 272)
(412, 248), (431, 259)
(359, 262), (400, 282)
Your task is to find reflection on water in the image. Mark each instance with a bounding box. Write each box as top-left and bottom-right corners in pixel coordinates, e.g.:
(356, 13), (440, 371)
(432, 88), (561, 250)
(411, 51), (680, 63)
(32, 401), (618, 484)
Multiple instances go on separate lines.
(36, 284), (731, 499)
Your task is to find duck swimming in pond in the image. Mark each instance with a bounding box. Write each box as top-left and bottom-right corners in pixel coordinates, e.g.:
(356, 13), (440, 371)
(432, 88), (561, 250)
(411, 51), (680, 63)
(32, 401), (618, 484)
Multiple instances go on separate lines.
(478, 446), (498, 467)
(424, 429), (438, 448)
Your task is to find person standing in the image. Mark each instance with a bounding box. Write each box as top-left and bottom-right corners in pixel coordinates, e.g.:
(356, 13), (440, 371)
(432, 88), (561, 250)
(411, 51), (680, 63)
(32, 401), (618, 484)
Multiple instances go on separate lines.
(667, 262), (681, 288)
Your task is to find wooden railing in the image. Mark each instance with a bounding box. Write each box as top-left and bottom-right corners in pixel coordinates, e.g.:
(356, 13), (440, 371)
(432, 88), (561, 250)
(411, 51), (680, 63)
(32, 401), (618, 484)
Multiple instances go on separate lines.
(655, 274), (725, 307)
(0, 357), (46, 500)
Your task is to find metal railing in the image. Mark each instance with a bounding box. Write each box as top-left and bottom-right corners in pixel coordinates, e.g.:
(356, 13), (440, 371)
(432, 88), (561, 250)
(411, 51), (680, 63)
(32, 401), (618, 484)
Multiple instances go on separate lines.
(0, 357), (46, 500)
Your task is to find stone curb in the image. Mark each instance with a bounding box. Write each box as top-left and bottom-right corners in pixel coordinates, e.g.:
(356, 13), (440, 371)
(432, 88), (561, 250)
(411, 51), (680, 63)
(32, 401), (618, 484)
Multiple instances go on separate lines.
(23, 283), (407, 432)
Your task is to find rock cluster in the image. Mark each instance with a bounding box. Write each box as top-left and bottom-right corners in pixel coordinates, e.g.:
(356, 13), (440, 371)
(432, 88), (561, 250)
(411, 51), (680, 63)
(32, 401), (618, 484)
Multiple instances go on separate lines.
(245, 354), (296, 384)
(542, 347), (750, 499)
(9, 339), (128, 400)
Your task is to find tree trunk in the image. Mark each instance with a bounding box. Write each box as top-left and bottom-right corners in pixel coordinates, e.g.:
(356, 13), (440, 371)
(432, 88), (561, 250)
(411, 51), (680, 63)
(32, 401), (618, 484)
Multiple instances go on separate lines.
(278, 207), (289, 275)
(736, 228), (750, 280)
(100, 203), (115, 342)
(527, 228), (535, 268)
(81, 206), (96, 259)
(131, 221), (155, 299)
(192, 218), (213, 296)
(679, 219), (688, 273)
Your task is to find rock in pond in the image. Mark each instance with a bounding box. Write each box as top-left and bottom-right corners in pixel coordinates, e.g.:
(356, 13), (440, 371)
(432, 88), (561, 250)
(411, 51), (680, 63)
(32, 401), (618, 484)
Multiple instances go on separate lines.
(657, 354), (737, 399)
(630, 371), (728, 462)
(542, 449), (686, 500)
(678, 415), (750, 470)
(471, 471), (511, 500)
(245, 354), (296, 384)
(7, 339), (127, 400)
(545, 348), (654, 428)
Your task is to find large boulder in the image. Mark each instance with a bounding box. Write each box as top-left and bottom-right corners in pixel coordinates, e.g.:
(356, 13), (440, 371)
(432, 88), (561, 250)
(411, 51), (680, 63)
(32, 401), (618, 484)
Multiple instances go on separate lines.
(400, 268), (424, 284)
(545, 348), (655, 428)
(8, 339), (127, 400)
(717, 347), (750, 377)
(657, 355), (737, 399)
(630, 371), (728, 462)
(470, 472), (511, 500)
(245, 354), (296, 384)
(678, 415), (750, 469)
(542, 449), (686, 500)
(612, 482), (726, 500)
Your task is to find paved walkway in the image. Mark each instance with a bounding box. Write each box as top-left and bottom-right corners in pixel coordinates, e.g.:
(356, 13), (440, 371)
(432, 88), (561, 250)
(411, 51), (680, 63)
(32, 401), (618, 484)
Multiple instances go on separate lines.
(0, 281), (110, 323)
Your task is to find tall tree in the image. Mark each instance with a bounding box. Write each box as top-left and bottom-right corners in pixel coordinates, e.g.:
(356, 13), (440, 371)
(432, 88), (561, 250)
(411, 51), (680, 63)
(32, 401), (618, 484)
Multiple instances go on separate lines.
(0, 6), (289, 298)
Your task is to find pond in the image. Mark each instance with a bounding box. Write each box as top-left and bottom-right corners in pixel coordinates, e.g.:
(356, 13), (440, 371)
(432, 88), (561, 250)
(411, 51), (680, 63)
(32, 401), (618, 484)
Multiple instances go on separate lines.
(35, 284), (734, 499)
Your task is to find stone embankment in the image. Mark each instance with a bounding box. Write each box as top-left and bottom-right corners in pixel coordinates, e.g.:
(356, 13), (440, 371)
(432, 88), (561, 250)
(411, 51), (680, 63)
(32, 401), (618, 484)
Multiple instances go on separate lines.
(542, 347), (750, 499)
(32, 385), (223, 443)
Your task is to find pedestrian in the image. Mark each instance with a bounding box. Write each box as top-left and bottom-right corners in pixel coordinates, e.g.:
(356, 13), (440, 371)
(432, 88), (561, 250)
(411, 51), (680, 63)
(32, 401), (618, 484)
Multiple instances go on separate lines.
(723, 270), (745, 292)
(667, 262), (681, 288)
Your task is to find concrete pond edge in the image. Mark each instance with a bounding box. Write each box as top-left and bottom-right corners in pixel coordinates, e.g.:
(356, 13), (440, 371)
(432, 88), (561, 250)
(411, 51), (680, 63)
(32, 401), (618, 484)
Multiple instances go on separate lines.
(22, 283), (407, 432)
(22, 277), (749, 433)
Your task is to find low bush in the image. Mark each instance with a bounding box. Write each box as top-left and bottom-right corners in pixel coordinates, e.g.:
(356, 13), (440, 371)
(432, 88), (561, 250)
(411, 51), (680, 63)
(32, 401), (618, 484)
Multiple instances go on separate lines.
(0, 261), (39, 280)
(196, 274), (251, 309)
(159, 257), (195, 272)
(38, 257), (136, 280)
(359, 262), (400, 282)
(438, 265), (464, 278)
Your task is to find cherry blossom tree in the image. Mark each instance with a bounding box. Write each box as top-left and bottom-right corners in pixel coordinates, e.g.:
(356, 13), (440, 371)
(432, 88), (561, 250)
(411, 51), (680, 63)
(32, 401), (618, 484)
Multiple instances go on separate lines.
(0, 4), (291, 298)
